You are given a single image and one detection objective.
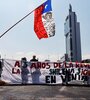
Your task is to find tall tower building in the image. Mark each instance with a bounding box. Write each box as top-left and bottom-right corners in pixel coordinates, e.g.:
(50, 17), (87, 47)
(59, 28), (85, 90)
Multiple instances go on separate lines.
(64, 4), (82, 62)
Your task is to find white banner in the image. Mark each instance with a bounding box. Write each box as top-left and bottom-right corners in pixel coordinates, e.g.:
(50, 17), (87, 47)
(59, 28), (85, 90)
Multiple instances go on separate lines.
(1, 59), (90, 85)
(1, 59), (62, 84)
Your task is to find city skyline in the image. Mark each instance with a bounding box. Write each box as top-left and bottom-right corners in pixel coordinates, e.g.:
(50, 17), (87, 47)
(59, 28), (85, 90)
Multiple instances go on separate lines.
(0, 0), (90, 61)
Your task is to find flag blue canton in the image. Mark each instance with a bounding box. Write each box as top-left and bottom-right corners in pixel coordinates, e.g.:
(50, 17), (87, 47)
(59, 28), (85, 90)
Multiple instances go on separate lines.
(42, 0), (52, 14)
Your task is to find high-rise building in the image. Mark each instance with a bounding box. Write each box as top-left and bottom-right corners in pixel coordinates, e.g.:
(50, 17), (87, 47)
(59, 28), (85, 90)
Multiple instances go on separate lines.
(64, 4), (82, 62)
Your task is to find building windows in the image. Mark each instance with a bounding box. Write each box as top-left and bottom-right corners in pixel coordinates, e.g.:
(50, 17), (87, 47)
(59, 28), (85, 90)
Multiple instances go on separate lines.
(65, 5), (81, 62)
(70, 29), (72, 33)
(70, 38), (73, 51)
(71, 52), (73, 56)
(69, 15), (72, 28)
(64, 17), (70, 34)
(71, 57), (73, 61)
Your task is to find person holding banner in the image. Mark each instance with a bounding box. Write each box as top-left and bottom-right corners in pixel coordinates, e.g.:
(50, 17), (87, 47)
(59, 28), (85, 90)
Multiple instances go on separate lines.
(30, 55), (41, 84)
(21, 57), (29, 84)
(61, 68), (71, 85)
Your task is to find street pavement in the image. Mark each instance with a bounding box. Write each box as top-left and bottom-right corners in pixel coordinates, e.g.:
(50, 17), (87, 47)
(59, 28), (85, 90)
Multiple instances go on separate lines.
(0, 85), (90, 100)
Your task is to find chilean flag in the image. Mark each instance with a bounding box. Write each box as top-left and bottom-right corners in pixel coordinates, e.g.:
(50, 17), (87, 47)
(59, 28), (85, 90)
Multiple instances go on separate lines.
(34, 0), (55, 39)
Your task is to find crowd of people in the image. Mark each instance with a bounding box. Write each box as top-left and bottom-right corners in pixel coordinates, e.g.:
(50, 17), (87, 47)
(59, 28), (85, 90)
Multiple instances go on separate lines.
(21, 55), (41, 84)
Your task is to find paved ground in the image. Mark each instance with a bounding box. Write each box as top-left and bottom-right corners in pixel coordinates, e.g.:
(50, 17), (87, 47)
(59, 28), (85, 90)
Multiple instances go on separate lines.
(0, 85), (90, 100)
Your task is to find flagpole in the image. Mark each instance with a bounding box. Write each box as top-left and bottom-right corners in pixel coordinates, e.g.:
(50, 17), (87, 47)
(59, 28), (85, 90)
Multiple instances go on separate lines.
(0, 10), (34, 39)
(0, 0), (46, 39)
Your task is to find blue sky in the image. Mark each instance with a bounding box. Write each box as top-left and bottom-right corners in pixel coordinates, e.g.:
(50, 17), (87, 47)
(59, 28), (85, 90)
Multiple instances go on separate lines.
(0, 0), (90, 61)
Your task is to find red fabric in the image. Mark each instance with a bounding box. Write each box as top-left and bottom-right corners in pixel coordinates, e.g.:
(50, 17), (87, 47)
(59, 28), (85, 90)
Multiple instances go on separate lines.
(34, 5), (48, 39)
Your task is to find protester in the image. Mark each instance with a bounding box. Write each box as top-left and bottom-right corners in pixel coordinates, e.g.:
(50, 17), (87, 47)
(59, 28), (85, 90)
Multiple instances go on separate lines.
(21, 57), (29, 84)
(30, 55), (38, 62)
(61, 68), (66, 84)
(81, 69), (88, 84)
(61, 68), (71, 85)
(30, 55), (41, 84)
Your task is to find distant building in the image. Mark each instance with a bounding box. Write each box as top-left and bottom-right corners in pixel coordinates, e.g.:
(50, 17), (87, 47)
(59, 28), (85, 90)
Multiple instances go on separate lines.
(64, 4), (82, 62)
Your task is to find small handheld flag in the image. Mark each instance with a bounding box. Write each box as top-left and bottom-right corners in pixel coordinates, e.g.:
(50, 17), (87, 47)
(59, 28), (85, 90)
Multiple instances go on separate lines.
(34, 0), (55, 39)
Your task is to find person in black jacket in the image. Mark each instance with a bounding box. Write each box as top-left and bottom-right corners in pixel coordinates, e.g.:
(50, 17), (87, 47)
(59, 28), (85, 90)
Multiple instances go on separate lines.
(30, 55), (41, 84)
(30, 55), (38, 62)
(21, 57), (29, 84)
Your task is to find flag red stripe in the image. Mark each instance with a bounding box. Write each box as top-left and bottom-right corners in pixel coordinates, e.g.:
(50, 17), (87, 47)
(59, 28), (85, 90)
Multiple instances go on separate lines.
(34, 5), (48, 39)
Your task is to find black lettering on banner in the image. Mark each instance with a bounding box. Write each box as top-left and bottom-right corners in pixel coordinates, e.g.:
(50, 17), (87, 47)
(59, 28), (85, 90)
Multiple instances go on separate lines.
(45, 76), (56, 83)
(49, 69), (60, 75)
(46, 76), (50, 83)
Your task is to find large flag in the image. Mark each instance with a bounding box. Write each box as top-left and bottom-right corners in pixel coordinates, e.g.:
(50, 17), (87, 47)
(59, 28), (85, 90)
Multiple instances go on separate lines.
(34, 0), (55, 39)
